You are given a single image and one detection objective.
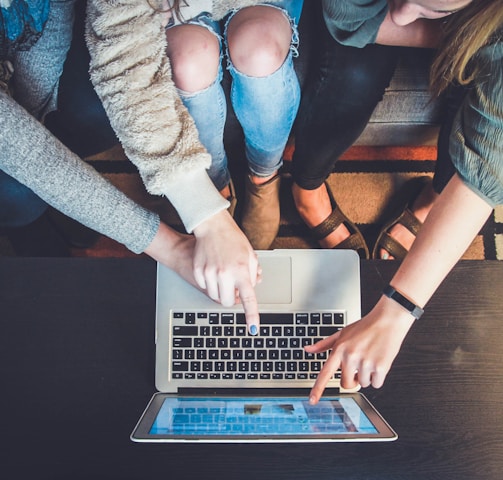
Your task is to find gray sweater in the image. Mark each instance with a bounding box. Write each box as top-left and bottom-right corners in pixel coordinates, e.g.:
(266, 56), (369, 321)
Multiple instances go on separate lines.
(86, 0), (285, 232)
(0, 90), (160, 253)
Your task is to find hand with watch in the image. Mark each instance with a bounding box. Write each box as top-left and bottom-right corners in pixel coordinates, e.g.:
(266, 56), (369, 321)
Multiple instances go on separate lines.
(305, 283), (423, 404)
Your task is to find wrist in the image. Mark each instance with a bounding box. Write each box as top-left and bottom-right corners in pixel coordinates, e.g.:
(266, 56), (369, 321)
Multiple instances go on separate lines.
(144, 222), (181, 266)
(382, 285), (424, 320)
(193, 209), (233, 237)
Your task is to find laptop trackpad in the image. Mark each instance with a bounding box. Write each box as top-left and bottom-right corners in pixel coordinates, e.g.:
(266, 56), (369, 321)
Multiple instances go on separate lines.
(255, 256), (292, 304)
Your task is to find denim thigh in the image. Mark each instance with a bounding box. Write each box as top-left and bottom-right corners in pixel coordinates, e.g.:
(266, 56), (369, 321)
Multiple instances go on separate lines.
(225, 0), (303, 177)
(0, 169), (48, 227)
(45, 0), (118, 158)
(170, 14), (230, 190)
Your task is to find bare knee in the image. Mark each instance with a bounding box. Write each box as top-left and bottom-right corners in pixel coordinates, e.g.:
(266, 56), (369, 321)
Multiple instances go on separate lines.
(166, 24), (220, 92)
(227, 6), (292, 77)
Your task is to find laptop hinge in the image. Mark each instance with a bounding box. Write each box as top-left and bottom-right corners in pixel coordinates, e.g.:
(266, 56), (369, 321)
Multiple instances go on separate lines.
(177, 387), (341, 396)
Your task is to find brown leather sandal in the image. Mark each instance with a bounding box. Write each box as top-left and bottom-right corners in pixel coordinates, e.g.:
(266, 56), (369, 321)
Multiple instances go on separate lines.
(310, 181), (369, 259)
(372, 176), (432, 260)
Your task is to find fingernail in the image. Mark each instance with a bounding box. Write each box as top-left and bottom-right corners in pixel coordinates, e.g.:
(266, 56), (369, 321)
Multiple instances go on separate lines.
(249, 325), (258, 336)
(309, 395), (316, 405)
(382, 252), (389, 260)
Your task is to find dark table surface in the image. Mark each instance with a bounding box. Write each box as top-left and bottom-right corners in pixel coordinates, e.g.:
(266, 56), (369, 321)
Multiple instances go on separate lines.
(1, 257), (502, 480)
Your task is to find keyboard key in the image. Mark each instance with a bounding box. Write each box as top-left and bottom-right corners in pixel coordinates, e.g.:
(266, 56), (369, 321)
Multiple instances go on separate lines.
(173, 326), (198, 336)
(221, 313), (235, 324)
(173, 338), (192, 347)
(172, 361), (188, 371)
(261, 313), (293, 324)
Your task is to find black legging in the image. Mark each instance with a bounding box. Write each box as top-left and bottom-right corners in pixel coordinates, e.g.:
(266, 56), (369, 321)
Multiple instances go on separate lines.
(291, 10), (463, 195)
(292, 17), (401, 190)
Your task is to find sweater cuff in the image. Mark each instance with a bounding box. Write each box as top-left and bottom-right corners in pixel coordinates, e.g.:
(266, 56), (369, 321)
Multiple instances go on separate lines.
(163, 169), (229, 233)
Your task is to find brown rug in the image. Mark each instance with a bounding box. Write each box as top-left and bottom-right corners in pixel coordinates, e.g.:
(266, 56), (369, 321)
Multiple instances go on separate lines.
(1, 143), (500, 259)
(69, 143), (502, 260)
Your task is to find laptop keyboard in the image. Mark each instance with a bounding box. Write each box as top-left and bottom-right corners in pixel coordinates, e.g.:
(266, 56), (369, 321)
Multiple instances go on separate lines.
(170, 311), (344, 383)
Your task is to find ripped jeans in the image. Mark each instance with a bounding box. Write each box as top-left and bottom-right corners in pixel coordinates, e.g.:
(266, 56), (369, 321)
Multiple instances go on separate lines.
(173, 1), (304, 191)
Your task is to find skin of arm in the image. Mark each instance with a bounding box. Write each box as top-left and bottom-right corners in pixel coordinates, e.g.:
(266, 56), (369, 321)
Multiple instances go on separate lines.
(307, 174), (493, 403)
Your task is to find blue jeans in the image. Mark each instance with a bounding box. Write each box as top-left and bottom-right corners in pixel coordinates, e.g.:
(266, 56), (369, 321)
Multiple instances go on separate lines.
(1, 0), (76, 227)
(45, 0), (118, 158)
(175, 0), (303, 191)
(0, 169), (48, 227)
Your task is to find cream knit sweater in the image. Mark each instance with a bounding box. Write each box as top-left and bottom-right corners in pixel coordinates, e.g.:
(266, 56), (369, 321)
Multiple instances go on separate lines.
(86, 1), (277, 232)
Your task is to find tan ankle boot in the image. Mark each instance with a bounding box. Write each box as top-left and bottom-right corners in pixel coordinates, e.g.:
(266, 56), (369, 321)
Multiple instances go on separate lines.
(227, 178), (238, 218)
(241, 174), (281, 250)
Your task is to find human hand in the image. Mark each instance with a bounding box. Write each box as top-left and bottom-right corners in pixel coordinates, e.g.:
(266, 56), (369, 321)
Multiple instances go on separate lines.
(306, 298), (415, 404)
(192, 210), (261, 334)
(144, 222), (201, 289)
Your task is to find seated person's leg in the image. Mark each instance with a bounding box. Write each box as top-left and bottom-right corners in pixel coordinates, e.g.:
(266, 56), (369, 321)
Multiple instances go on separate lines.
(11, 0), (73, 120)
(165, 21), (230, 197)
(0, 169), (71, 257)
(0, 170), (47, 228)
(6, 0), (99, 254)
(44, 0), (118, 158)
(373, 85), (464, 260)
(226, 2), (303, 249)
(291, 19), (400, 252)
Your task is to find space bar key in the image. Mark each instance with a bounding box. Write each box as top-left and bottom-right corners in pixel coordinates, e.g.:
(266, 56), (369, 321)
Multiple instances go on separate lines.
(259, 313), (294, 324)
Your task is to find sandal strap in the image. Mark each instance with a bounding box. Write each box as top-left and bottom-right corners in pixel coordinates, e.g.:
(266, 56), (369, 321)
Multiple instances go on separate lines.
(335, 232), (368, 254)
(378, 233), (409, 261)
(374, 209), (421, 260)
(399, 208), (423, 235)
(310, 207), (345, 242)
(309, 182), (369, 258)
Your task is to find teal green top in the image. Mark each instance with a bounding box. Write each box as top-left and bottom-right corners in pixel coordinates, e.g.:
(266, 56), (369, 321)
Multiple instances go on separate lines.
(450, 41), (503, 207)
(322, 0), (388, 47)
(322, 0), (503, 206)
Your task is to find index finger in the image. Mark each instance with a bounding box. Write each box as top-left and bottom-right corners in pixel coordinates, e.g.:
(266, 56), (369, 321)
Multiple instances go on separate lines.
(309, 351), (342, 405)
(237, 279), (260, 336)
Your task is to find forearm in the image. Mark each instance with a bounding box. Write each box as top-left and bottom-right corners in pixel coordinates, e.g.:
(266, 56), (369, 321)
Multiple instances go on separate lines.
(388, 174), (493, 310)
(1, 91), (160, 254)
(375, 13), (444, 48)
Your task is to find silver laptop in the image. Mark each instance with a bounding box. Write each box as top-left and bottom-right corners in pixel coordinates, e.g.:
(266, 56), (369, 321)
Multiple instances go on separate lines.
(131, 249), (397, 442)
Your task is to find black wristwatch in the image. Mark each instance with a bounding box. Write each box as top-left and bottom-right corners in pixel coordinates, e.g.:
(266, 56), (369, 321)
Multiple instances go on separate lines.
(383, 285), (424, 320)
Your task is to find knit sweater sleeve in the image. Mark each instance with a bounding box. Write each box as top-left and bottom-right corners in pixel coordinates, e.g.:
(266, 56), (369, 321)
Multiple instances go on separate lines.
(85, 0), (228, 233)
(0, 91), (159, 254)
(322, 0), (388, 48)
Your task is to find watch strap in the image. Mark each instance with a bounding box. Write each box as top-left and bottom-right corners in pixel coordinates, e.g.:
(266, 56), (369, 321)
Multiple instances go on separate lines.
(383, 285), (424, 320)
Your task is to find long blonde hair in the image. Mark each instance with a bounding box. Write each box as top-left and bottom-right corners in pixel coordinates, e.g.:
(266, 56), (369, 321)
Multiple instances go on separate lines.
(430, 0), (503, 96)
